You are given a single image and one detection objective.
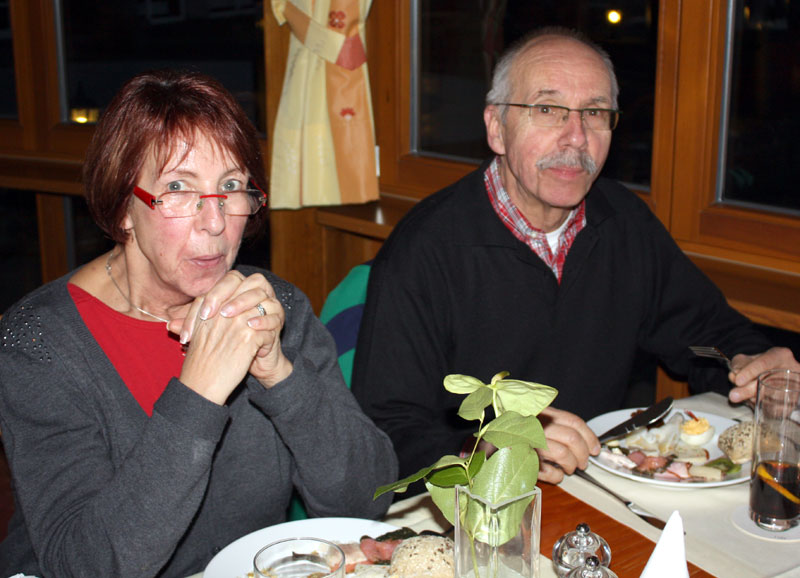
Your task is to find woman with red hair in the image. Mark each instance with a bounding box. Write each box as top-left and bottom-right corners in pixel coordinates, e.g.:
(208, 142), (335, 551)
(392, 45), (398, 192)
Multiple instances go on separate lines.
(0, 69), (397, 578)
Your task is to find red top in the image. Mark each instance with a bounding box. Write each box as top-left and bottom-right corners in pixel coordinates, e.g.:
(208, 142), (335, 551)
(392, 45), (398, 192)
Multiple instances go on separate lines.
(69, 284), (185, 415)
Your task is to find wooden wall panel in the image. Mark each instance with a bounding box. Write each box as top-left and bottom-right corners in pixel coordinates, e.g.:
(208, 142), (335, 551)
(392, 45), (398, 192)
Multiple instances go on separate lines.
(269, 208), (325, 312)
(320, 228), (383, 304)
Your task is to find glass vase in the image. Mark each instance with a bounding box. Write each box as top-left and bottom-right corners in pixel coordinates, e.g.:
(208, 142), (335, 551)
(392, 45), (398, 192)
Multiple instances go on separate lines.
(454, 484), (541, 578)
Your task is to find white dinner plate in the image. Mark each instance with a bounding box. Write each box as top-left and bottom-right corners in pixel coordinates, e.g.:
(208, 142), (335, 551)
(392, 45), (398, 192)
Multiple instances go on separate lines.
(587, 408), (750, 488)
(204, 517), (398, 578)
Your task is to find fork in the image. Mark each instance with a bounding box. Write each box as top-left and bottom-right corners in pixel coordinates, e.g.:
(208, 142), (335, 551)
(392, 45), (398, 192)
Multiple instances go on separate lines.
(690, 346), (755, 408)
(689, 345), (733, 372)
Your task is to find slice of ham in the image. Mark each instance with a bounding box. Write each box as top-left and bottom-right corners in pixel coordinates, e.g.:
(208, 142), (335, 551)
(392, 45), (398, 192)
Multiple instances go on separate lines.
(340, 536), (405, 573)
(627, 450), (647, 467)
(653, 470), (683, 482)
(338, 542), (368, 573)
(636, 455), (668, 472)
(360, 536), (404, 563)
(339, 528), (435, 573)
(665, 460), (692, 479)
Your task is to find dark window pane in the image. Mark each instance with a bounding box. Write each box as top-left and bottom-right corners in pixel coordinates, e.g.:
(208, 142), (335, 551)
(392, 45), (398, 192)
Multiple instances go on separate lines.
(57, 0), (265, 133)
(721, 0), (800, 214)
(69, 195), (113, 269)
(0, 190), (41, 312)
(0, 191), (113, 314)
(0, 1), (17, 120)
(416, 0), (658, 190)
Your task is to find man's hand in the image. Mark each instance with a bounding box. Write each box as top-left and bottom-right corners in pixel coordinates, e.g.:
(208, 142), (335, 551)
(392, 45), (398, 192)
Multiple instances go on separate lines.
(729, 346), (800, 404)
(535, 407), (601, 484)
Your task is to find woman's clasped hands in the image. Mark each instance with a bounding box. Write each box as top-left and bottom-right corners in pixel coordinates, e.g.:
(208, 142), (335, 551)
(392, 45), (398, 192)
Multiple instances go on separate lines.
(168, 270), (293, 404)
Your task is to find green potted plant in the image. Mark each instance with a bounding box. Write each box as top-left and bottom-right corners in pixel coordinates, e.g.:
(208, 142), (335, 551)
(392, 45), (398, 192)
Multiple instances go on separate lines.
(375, 371), (557, 578)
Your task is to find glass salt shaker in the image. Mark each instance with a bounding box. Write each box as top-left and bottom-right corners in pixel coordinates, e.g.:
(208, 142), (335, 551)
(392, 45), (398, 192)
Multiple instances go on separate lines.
(565, 555), (619, 578)
(552, 523), (612, 577)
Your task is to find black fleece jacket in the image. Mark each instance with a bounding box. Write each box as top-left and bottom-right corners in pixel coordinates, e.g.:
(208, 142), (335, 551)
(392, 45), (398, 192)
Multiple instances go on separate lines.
(351, 161), (769, 483)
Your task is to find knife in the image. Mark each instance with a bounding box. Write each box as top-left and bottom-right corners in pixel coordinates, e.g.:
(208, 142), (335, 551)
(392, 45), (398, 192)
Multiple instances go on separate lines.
(576, 469), (667, 530)
(596, 397), (674, 444)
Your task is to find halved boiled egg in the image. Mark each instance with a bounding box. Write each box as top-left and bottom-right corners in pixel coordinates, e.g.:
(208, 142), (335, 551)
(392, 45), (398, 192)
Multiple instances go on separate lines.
(680, 416), (715, 446)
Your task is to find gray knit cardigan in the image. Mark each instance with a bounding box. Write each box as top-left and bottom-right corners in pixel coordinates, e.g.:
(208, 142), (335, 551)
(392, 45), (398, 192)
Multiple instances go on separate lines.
(0, 266), (398, 578)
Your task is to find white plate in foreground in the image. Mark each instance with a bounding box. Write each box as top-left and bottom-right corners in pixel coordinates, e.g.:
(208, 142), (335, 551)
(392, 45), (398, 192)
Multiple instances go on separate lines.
(587, 408), (750, 488)
(204, 517), (398, 578)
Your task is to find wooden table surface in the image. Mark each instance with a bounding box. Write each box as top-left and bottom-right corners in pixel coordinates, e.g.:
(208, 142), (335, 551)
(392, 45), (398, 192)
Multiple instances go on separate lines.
(540, 483), (713, 577)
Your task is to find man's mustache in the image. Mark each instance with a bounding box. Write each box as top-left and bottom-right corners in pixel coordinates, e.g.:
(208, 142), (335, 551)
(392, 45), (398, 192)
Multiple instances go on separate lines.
(536, 150), (597, 175)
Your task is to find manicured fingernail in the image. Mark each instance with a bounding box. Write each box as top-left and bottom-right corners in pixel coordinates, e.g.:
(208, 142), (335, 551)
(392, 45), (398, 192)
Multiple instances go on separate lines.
(180, 331), (188, 345)
(200, 306), (211, 320)
(593, 444), (601, 454)
(220, 305), (234, 318)
(247, 318), (258, 328)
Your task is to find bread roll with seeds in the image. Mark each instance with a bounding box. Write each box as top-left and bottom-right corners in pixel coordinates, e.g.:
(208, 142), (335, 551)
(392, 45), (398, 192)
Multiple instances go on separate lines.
(717, 421), (754, 464)
(389, 535), (454, 578)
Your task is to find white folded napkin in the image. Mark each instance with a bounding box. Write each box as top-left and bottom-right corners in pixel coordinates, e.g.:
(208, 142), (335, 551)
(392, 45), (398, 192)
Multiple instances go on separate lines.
(639, 510), (689, 578)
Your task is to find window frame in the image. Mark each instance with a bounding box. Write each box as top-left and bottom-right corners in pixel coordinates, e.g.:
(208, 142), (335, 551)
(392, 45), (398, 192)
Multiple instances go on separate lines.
(671, 1), (800, 264)
(0, 0), (94, 158)
(668, 1), (800, 330)
(1, 0), (40, 152)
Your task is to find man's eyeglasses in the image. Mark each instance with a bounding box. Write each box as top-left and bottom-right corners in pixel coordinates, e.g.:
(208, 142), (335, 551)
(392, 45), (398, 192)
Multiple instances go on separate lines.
(133, 182), (267, 219)
(495, 103), (620, 131)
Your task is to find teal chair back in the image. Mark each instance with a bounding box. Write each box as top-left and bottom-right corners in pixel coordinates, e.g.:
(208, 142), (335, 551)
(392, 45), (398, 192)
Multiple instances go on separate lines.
(319, 262), (371, 388)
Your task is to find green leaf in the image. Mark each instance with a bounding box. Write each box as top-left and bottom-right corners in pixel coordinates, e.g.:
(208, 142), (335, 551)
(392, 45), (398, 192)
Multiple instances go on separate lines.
(467, 451), (487, 478)
(463, 446), (540, 546)
(373, 454), (466, 499)
(426, 482), (457, 527)
(492, 379), (557, 417)
(427, 450), (487, 488)
(427, 464), (469, 488)
(429, 454), (469, 470)
(424, 450), (488, 528)
(472, 445), (539, 502)
(458, 387), (493, 421)
(457, 483), (538, 548)
(443, 374), (486, 394)
(482, 411), (547, 450)
(374, 470), (430, 499)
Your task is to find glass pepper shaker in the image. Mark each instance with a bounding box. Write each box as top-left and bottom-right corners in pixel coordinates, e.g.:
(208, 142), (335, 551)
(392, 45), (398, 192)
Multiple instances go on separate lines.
(565, 555), (619, 578)
(552, 523), (612, 577)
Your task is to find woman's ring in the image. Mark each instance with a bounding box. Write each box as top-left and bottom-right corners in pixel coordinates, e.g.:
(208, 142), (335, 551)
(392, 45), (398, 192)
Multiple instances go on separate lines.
(255, 303), (267, 316)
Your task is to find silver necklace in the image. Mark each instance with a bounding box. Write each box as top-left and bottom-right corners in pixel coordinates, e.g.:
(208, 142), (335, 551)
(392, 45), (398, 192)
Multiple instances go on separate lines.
(105, 252), (169, 324)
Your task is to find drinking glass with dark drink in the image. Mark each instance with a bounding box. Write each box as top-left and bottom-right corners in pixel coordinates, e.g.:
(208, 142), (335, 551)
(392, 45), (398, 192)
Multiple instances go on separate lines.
(749, 370), (800, 532)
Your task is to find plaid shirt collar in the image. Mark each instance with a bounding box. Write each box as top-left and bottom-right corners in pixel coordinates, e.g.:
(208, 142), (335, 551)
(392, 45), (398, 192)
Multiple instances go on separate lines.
(484, 156), (586, 283)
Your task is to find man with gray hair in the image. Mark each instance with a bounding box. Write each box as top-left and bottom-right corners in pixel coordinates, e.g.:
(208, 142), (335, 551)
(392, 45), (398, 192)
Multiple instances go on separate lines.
(351, 27), (797, 492)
